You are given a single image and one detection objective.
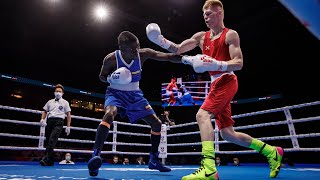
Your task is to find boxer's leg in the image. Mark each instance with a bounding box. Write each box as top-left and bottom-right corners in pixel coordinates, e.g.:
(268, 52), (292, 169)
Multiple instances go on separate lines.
(88, 105), (117, 177)
(142, 114), (171, 172)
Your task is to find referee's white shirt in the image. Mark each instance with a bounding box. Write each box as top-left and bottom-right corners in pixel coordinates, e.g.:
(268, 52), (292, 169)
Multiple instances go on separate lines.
(43, 98), (71, 119)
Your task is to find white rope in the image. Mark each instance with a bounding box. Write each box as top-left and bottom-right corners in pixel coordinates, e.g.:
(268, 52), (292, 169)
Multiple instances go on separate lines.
(167, 142), (201, 147)
(3, 130), (317, 147)
(0, 146), (149, 155)
(58, 138), (150, 147)
(179, 81), (209, 84)
(232, 101), (320, 119)
(116, 131), (150, 137)
(188, 91), (207, 94)
(167, 131), (200, 137)
(0, 119), (154, 136)
(70, 115), (100, 122)
(184, 86), (207, 89)
(113, 142), (150, 147)
(0, 105), (101, 122)
(0, 133), (150, 147)
(65, 126), (100, 132)
(115, 121), (150, 128)
(234, 116), (320, 130)
(0, 118), (40, 126)
(0, 133), (40, 140)
(0, 101), (319, 156)
(162, 95), (204, 101)
(168, 103), (320, 129)
(191, 96), (206, 99)
(0, 105), (41, 114)
(2, 101), (318, 123)
(171, 116), (315, 137)
(167, 133), (320, 147)
(168, 148), (320, 155)
(161, 91), (207, 95)
(1, 145), (318, 155)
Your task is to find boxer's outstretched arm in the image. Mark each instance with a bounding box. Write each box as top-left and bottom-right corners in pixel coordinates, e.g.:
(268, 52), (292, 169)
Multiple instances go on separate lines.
(171, 32), (204, 55)
(181, 30), (244, 73)
(99, 53), (116, 83)
(146, 23), (203, 54)
(141, 48), (182, 63)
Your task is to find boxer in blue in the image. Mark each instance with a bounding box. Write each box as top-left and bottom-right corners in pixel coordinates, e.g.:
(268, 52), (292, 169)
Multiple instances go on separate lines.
(88, 31), (182, 176)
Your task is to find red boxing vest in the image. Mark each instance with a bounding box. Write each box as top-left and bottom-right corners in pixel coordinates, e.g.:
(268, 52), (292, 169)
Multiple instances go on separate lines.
(202, 28), (231, 76)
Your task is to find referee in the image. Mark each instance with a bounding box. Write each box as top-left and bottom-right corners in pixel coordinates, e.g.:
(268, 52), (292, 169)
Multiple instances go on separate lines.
(39, 84), (71, 166)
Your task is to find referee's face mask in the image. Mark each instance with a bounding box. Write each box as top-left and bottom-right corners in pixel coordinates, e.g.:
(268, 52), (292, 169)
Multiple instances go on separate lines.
(54, 88), (63, 99)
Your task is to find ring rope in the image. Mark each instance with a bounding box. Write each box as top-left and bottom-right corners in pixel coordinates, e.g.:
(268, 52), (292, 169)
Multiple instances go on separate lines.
(167, 133), (320, 146)
(167, 148), (320, 155)
(168, 101), (320, 129)
(0, 101), (319, 157)
(0, 146), (149, 155)
(1, 132), (318, 146)
(168, 116), (319, 137)
(1, 145), (319, 155)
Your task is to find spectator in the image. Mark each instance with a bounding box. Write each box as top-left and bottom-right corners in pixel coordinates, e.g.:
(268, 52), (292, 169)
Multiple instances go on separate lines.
(123, 157), (130, 165)
(233, 157), (240, 166)
(215, 156), (222, 166)
(135, 156), (146, 165)
(59, 153), (75, 165)
(215, 156), (227, 166)
(28, 151), (40, 162)
(112, 156), (121, 165)
(159, 111), (175, 126)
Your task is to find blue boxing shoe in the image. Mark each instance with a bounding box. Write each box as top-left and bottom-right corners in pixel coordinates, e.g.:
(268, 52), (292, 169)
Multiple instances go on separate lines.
(88, 149), (102, 176)
(148, 152), (171, 172)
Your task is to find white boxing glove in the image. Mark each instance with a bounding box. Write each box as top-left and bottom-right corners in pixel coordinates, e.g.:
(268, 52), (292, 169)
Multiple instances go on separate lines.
(182, 54), (228, 73)
(107, 67), (132, 85)
(146, 23), (173, 49)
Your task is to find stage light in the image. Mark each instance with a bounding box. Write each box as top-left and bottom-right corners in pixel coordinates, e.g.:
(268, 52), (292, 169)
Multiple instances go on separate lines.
(93, 4), (109, 22)
(47, 0), (61, 4)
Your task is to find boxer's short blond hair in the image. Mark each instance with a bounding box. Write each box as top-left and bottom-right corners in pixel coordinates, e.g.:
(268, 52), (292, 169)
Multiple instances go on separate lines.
(203, 0), (224, 11)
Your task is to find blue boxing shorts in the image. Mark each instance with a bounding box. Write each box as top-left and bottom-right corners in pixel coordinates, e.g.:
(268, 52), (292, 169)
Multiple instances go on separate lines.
(104, 87), (155, 123)
(181, 93), (194, 104)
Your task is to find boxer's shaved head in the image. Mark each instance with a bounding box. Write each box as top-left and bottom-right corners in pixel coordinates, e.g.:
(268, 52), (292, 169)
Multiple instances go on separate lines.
(118, 31), (140, 58)
(118, 31), (139, 47)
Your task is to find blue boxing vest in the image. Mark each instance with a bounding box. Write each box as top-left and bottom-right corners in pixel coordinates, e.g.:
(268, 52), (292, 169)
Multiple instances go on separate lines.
(115, 50), (142, 82)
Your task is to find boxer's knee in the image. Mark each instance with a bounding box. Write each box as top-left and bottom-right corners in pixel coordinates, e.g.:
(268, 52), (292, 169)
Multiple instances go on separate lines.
(102, 106), (117, 125)
(146, 115), (162, 133)
(196, 109), (211, 124)
(220, 127), (236, 141)
(151, 118), (162, 133)
(142, 114), (162, 133)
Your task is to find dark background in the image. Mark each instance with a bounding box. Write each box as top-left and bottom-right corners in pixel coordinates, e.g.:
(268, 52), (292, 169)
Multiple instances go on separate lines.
(0, 0), (319, 103)
(0, 0), (319, 165)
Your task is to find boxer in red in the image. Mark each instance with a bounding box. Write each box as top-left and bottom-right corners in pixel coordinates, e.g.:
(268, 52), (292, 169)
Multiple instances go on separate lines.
(147, 0), (283, 179)
(166, 77), (178, 106)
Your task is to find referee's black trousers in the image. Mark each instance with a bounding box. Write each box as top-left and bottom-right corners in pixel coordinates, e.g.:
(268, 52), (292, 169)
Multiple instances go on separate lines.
(42, 117), (64, 163)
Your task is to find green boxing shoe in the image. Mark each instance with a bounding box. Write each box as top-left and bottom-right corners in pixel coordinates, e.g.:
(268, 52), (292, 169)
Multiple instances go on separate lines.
(181, 155), (219, 180)
(267, 146), (284, 178)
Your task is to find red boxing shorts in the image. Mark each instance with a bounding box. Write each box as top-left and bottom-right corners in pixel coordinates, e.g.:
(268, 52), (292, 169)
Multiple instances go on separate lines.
(201, 74), (238, 129)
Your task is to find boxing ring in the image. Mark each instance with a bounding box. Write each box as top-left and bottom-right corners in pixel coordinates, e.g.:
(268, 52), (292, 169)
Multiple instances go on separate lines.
(0, 101), (320, 179)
